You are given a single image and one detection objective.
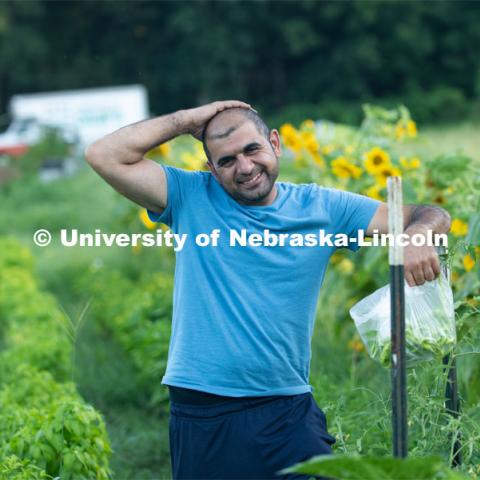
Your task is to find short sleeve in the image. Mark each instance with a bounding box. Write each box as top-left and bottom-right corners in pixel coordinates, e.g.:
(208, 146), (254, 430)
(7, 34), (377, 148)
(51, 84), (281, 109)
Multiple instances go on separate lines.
(323, 188), (381, 252)
(147, 165), (203, 227)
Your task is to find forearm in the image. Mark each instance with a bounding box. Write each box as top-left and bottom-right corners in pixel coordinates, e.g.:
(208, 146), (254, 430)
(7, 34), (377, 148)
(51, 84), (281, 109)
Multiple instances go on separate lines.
(85, 110), (189, 166)
(405, 204), (451, 235)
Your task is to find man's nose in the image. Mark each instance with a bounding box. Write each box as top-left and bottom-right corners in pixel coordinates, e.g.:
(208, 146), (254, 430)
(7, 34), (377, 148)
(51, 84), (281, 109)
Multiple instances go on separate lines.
(236, 154), (255, 175)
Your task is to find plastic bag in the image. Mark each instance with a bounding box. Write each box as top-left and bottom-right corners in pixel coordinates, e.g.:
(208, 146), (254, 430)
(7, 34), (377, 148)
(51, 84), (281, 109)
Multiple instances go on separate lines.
(349, 274), (456, 367)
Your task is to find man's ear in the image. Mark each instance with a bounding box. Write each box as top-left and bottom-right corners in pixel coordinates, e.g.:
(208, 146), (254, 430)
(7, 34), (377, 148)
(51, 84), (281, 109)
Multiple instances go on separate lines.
(269, 129), (282, 157)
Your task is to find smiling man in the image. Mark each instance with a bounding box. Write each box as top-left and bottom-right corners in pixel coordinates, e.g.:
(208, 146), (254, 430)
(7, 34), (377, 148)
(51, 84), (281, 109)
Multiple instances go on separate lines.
(202, 108), (280, 205)
(85, 101), (450, 479)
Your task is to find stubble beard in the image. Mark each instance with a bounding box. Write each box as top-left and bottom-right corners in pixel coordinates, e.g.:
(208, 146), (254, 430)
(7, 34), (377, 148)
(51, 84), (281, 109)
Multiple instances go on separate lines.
(233, 162), (279, 205)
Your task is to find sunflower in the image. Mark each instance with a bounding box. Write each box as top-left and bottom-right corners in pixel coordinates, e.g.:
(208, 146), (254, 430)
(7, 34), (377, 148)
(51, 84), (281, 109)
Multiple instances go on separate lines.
(374, 165), (401, 187)
(406, 120), (417, 138)
(450, 219), (468, 237)
(300, 119), (315, 130)
(395, 122), (406, 140)
(322, 144), (335, 155)
(280, 123), (302, 153)
(364, 184), (384, 201)
(139, 209), (157, 230)
(400, 156), (421, 170)
(331, 156), (362, 179)
(463, 254), (475, 272)
(300, 130), (320, 156)
(181, 151), (207, 171)
(338, 258), (354, 275)
(148, 142), (171, 158)
(312, 152), (325, 169)
(363, 147), (391, 175)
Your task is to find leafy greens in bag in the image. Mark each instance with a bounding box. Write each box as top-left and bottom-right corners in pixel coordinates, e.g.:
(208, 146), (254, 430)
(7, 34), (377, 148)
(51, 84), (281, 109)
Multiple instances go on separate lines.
(350, 274), (456, 367)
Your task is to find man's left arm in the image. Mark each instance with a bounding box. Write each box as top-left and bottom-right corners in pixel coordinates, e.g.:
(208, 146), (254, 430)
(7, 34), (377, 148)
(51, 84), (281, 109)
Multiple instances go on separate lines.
(366, 203), (452, 286)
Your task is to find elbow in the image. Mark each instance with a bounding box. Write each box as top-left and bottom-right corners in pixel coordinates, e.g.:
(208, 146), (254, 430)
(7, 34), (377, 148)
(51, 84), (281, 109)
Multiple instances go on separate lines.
(429, 204), (452, 234)
(84, 142), (101, 167)
(441, 207), (452, 234)
(84, 142), (112, 172)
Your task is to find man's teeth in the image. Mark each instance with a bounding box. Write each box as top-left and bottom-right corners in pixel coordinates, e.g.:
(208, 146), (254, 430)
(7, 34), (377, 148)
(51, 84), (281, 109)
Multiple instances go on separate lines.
(243, 172), (261, 184)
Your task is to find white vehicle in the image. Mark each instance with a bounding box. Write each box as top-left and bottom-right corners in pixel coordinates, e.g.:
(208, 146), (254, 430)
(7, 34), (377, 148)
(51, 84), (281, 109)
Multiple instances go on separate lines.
(0, 85), (149, 154)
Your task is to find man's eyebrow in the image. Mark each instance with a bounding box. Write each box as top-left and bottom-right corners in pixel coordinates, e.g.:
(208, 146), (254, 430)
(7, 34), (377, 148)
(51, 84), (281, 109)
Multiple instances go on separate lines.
(244, 142), (261, 150)
(217, 154), (236, 166)
(217, 142), (262, 166)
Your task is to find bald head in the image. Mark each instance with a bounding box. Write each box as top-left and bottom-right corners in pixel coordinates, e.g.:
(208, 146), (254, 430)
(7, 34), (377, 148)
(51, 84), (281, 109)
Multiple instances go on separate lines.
(202, 108), (270, 162)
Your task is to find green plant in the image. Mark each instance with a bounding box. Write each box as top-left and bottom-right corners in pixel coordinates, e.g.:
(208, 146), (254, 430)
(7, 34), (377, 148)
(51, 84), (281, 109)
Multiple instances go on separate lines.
(0, 365), (111, 480)
(282, 454), (469, 480)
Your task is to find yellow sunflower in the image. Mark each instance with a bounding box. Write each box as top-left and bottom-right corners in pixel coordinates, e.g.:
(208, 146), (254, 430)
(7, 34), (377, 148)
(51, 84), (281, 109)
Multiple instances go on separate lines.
(450, 219), (469, 237)
(331, 156), (362, 179)
(147, 142), (171, 158)
(338, 258), (354, 275)
(395, 122), (406, 140)
(312, 152), (326, 169)
(280, 123), (302, 153)
(139, 209), (157, 230)
(322, 144), (335, 155)
(181, 151), (207, 171)
(363, 147), (391, 175)
(364, 184), (384, 201)
(463, 254), (475, 272)
(406, 120), (417, 138)
(374, 165), (401, 187)
(400, 156), (421, 170)
(300, 119), (315, 130)
(300, 130), (320, 156)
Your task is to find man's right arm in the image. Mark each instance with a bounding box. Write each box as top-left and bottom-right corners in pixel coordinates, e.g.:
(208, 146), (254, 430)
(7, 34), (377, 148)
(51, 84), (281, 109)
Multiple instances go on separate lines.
(84, 100), (252, 215)
(84, 110), (187, 215)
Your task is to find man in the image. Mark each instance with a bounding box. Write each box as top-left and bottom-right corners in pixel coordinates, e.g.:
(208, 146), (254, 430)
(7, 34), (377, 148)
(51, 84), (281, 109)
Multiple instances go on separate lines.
(85, 101), (451, 479)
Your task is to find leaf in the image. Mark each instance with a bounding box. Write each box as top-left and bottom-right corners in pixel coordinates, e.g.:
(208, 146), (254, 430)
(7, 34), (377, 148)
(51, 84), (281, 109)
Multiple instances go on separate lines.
(62, 452), (75, 472)
(280, 454), (469, 480)
(465, 213), (480, 246)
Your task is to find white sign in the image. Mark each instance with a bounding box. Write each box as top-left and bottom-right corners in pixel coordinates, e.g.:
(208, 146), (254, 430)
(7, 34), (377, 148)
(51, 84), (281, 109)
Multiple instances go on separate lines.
(10, 85), (149, 145)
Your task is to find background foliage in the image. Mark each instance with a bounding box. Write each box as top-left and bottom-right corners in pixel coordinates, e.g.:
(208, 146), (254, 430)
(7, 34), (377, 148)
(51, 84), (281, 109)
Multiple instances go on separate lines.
(1, 1), (480, 125)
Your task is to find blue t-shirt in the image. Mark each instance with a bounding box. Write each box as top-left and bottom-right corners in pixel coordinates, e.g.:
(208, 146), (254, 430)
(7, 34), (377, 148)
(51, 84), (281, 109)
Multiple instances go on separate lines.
(148, 165), (380, 396)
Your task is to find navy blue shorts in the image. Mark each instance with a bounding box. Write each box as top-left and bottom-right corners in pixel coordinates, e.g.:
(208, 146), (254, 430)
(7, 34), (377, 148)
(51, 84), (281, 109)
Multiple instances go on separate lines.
(169, 392), (336, 479)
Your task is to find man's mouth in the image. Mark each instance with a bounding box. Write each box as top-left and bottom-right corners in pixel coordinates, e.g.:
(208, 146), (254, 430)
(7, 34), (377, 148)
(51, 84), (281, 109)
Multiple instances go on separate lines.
(238, 171), (263, 187)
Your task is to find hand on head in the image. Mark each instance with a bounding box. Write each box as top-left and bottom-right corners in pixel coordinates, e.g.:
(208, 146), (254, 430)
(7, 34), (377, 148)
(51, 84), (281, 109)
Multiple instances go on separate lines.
(185, 100), (255, 141)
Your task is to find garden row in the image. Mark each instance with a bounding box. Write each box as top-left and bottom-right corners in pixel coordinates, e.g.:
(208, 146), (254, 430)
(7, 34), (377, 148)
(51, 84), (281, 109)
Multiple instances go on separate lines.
(0, 237), (111, 479)
(73, 265), (173, 410)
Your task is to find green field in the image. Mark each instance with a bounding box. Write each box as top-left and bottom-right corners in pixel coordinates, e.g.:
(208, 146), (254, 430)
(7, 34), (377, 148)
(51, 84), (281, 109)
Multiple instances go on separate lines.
(1, 118), (479, 479)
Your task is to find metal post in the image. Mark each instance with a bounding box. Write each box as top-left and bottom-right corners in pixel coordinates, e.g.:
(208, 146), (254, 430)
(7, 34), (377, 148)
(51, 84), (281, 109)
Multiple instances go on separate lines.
(387, 176), (408, 457)
(438, 246), (462, 467)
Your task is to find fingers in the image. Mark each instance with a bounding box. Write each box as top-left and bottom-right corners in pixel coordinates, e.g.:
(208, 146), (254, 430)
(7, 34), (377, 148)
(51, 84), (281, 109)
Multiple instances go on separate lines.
(404, 258), (440, 286)
(410, 267), (425, 287)
(404, 245), (442, 287)
(405, 270), (416, 287)
(215, 100), (255, 112)
(405, 266), (428, 287)
(423, 266), (436, 282)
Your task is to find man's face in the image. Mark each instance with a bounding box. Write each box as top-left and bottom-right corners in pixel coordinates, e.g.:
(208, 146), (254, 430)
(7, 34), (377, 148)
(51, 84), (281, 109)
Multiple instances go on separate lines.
(206, 117), (281, 206)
